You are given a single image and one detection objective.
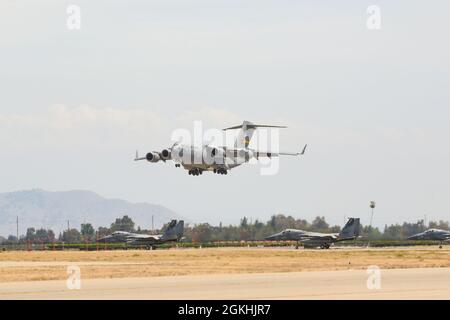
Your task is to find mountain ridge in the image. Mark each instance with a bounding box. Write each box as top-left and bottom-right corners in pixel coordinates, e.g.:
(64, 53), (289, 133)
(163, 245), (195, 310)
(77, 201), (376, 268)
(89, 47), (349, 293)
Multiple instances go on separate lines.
(0, 189), (184, 237)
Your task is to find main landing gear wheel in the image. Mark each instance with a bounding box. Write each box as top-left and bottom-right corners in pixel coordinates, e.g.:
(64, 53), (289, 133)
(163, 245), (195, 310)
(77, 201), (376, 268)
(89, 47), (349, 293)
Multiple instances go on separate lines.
(188, 168), (203, 176)
(214, 169), (228, 175)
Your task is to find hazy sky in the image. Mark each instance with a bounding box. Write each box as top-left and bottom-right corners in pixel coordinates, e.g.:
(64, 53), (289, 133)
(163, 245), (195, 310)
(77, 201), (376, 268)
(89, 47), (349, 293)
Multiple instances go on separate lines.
(1, 1), (450, 229)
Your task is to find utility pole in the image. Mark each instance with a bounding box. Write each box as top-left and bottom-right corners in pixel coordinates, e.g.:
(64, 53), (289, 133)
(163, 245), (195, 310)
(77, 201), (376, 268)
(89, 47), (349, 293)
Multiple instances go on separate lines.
(16, 216), (19, 243)
(368, 201), (376, 248)
(67, 220), (70, 232)
(424, 214), (427, 229)
(152, 215), (154, 233)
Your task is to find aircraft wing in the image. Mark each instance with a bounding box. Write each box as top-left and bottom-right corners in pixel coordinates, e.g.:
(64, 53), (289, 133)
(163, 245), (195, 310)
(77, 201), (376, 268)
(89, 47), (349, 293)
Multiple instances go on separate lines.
(253, 145), (307, 158)
(301, 234), (338, 241)
(126, 234), (161, 243)
(223, 145), (307, 159)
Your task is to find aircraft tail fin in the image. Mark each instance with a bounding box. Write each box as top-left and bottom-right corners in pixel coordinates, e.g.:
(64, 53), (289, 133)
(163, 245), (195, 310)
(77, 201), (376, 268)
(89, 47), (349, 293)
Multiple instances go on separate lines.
(223, 121), (287, 148)
(162, 220), (184, 241)
(339, 218), (360, 238)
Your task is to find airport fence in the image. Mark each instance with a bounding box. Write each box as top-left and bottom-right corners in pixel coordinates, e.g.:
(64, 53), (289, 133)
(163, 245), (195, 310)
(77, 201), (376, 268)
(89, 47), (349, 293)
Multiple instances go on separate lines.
(0, 239), (444, 251)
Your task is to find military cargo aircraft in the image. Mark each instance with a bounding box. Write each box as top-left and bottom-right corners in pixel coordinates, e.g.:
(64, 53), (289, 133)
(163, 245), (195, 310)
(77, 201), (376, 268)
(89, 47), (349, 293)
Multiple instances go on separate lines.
(135, 120), (306, 175)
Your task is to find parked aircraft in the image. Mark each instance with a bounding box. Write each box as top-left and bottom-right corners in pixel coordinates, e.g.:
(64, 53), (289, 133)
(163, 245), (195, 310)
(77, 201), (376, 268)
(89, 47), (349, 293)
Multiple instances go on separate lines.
(98, 220), (184, 249)
(265, 218), (360, 249)
(407, 228), (450, 248)
(135, 120), (306, 175)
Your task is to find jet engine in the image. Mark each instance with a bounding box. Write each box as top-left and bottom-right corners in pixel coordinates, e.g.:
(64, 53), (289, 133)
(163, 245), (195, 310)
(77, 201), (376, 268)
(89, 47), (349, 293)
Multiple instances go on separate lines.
(205, 146), (225, 165)
(237, 149), (254, 161)
(160, 149), (171, 160)
(146, 152), (161, 162)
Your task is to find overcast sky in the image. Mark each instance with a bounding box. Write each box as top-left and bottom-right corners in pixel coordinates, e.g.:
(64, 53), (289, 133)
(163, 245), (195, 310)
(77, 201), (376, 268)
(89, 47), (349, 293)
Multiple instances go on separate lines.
(1, 1), (450, 229)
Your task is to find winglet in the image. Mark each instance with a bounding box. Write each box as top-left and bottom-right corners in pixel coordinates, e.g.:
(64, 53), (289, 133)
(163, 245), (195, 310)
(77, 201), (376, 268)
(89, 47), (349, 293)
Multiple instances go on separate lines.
(300, 144), (308, 156)
(134, 150), (146, 161)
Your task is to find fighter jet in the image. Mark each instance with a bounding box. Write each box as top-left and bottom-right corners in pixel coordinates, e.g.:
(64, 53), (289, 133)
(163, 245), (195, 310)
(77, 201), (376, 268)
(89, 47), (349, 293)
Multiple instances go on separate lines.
(265, 218), (361, 249)
(135, 120), (307, 176)
(98, 220), (184, 249)
(407, 228), (450, 248)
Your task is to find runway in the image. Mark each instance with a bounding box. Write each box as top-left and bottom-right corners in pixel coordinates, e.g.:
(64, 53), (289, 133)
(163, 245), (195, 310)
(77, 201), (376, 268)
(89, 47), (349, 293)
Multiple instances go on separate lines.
(0, 268), (449, 299)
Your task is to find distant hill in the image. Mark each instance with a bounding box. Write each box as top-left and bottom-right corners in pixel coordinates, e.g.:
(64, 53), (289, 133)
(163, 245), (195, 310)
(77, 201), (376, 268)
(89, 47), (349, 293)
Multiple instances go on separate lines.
(0, 189), (184, 237)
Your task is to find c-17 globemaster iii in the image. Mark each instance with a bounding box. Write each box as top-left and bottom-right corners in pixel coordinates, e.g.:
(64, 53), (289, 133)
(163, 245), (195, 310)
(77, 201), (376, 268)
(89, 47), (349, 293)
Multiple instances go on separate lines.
(265, 218), (360, 249)
(98, 220), (184, 249)
(407, 228), (450, 248)
(135, 120), (307, 176)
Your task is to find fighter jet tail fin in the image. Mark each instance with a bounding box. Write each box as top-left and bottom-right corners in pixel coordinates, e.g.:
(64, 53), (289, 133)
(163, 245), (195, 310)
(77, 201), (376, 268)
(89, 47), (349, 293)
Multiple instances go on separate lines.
(162, 220), (184, 241)
(339, 218), (360, 239)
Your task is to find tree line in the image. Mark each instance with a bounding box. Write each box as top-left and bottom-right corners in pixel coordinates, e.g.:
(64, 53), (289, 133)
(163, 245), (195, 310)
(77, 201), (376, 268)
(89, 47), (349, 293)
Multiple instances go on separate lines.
(1, 214), (449, 244)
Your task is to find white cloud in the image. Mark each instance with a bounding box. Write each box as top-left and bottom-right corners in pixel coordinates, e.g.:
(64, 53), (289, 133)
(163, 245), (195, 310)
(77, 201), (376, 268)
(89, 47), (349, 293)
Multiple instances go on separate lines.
(0, 105), (163, 150)
(0, 105), (246, 151)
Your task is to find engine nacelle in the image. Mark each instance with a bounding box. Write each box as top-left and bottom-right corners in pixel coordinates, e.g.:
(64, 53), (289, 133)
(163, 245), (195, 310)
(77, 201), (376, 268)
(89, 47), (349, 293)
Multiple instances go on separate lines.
(237, 149), (254, 161)
(146, 152), (160, 162)
(205, 146), (225, 165)
(160, 149), (171, 160)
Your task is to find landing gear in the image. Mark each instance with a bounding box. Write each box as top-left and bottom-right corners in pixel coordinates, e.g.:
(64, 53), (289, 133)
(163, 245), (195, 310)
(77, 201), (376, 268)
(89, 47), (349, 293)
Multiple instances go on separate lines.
(188, 168), (203, 176)
(175, 164), (181, 168)
(214, 168), (228, 175)
(320, 244), (331, 249)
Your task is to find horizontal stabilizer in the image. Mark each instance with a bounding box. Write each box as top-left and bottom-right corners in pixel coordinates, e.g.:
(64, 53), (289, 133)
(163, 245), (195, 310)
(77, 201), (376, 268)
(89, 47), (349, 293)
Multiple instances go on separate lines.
(223, 124), (287, 131)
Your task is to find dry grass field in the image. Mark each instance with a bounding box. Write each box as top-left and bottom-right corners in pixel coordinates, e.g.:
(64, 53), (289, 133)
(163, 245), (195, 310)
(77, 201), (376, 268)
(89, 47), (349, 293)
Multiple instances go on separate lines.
(0, 246), (449, 282)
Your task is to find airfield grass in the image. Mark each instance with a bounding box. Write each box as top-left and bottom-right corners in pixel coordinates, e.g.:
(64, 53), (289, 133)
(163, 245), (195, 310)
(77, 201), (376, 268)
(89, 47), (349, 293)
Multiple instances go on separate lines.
(0, 246), (449, 282)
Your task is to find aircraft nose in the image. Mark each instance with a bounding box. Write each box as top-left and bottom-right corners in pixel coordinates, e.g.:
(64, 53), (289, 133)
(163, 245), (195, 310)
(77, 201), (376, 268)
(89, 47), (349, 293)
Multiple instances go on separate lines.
(265, 232), (282, 240)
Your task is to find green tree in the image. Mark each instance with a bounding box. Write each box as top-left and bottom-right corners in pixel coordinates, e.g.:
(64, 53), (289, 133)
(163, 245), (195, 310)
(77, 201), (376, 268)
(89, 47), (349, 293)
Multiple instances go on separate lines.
(429, 220), (449, 230)
(96, 226), (111, 239)
(191, 223), (212, 243)
(311, 216), (329, 232)
(110, 215), (135, 232)
(34, 228), (55, 242)
(25, 228), (36, 241)
(61, 229), (82, 243)
(81, 223), (95, 241)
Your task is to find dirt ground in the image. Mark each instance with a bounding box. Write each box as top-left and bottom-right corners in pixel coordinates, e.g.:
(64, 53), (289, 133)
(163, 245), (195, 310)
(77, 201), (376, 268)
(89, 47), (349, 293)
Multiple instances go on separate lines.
(0, 246), (449, 282)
